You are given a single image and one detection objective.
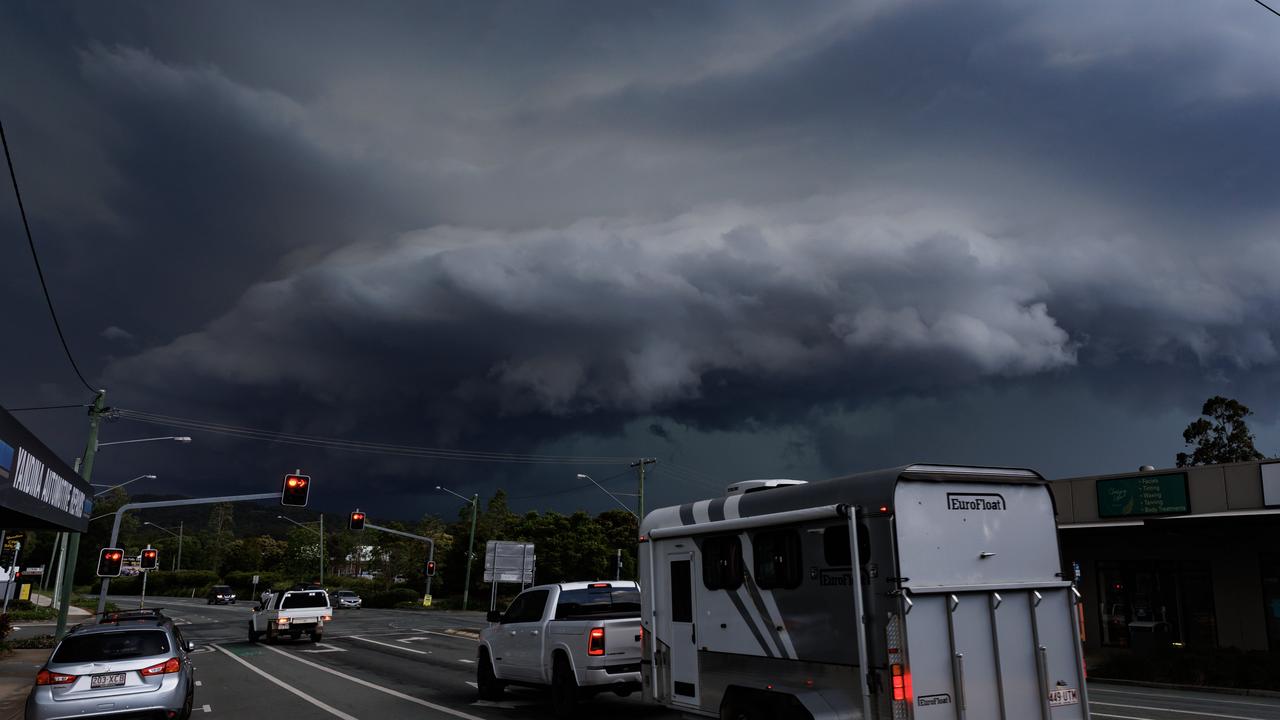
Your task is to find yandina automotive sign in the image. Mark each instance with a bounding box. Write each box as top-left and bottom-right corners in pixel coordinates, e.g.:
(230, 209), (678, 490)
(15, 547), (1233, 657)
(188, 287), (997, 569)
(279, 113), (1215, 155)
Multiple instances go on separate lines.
(0, 407), (91, 532)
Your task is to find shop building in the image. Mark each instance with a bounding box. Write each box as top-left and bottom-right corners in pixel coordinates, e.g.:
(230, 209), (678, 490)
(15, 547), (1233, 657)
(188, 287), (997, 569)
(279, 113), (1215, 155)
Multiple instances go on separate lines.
(1051, 459), (1280, 653)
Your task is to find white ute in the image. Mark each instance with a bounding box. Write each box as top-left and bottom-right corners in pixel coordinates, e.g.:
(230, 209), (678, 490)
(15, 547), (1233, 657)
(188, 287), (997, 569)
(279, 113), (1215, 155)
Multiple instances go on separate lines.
(248, 587), (332, 643)
(478, 581), (642, 717)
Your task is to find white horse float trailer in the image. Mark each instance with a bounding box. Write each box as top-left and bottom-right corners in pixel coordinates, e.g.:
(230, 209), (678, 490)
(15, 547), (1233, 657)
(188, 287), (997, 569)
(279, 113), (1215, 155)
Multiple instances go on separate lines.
(639, 464), (1088, 720)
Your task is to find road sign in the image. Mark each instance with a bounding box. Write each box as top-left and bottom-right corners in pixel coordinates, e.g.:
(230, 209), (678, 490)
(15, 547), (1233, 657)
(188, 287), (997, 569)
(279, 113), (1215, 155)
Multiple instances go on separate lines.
(483, 541), (534, 584)
(421, 594), (433, 608)
(251, 574), (260, 585)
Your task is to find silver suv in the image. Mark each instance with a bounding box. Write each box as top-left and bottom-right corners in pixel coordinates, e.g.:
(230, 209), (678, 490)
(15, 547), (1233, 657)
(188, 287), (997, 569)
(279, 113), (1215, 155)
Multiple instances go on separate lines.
(26, 608), (196, 720)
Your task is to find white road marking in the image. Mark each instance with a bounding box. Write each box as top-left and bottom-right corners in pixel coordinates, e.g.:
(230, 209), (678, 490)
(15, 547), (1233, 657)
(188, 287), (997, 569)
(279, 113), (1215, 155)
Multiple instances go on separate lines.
(1090, 686), (1280, 709)
(299, 643), (347, 654)
(201, 704), (212, 713)
(411, 629), (477, 642)
(1090, 713), (1157, 720)
(465, 682), (477, 688)
(350, 636), (430, 655)
(195, 680), (203, 687)
(259, 643), (486, 720)
(212, 645), (358, 720)
(1091, 701), (1267, 720)
(397, 636), (432, 644)
(458, 659), (475, 664)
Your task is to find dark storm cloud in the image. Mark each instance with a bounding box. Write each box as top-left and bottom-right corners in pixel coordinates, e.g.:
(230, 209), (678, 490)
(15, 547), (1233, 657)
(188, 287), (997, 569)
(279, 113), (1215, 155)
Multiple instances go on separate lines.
(3, 1), (1280, 516)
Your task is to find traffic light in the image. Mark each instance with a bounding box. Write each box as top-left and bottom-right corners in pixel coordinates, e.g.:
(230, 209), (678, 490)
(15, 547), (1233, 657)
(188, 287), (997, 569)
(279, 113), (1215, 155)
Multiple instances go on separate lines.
(97, 548), (124, 577)
(140, 548), (159, 571)
(281, 473), (311, 507)
(425, 560), (436, 577)
(349, 510), (366, 531)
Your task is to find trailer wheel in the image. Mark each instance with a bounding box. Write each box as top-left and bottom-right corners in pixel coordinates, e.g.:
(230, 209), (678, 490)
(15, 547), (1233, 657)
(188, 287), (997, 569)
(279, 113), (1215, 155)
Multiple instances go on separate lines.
(550, 654), (579, 718)
(476, 649), (505, 700)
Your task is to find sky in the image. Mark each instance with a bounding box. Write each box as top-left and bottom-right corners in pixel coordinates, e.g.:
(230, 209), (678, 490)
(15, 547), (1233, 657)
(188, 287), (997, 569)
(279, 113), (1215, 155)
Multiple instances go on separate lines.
(2, 1), (1279, 522)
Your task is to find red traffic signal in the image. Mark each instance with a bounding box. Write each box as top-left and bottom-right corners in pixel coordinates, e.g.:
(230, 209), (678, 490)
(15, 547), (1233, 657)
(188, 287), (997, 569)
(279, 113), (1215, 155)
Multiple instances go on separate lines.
(349, 510), (366, 531)
(140, 548), (159, 571)
(425, 560), (437, 577)
(97, 547), (124, 577)
(281, 473), (311, 507)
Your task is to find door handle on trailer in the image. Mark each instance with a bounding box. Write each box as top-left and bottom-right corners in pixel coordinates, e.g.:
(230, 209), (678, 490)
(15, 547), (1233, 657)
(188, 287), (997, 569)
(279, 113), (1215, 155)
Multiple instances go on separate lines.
(530, 630), (539, 636)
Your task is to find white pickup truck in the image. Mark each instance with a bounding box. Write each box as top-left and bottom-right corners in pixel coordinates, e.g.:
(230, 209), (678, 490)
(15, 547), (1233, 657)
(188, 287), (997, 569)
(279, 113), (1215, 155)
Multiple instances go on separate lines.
(247, 587), (332, 643)
(478, 581), (642, 717)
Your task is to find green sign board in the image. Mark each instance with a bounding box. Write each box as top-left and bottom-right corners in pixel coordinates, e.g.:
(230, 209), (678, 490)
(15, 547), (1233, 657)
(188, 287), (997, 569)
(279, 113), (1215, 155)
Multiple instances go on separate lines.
(1096, 473), (1190, 518)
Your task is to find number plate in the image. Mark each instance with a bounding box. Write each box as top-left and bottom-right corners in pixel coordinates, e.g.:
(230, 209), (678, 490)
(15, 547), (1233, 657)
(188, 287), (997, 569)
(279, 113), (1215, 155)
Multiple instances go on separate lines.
(90, 673), (126, 689)
(1048, 688), (1079, 706)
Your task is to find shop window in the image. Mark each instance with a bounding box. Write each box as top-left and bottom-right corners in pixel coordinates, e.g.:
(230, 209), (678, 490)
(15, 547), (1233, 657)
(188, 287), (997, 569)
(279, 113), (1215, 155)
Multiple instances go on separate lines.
(754, 529), (802, 590)
(1095, 560), (1216, 650)
(701, 535), (743, 591)
(1263, 554), (1280, 651)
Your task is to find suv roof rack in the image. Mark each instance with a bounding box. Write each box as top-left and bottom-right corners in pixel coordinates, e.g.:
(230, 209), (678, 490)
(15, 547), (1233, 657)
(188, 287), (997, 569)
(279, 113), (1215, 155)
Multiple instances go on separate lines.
(97, 608), (167, 624)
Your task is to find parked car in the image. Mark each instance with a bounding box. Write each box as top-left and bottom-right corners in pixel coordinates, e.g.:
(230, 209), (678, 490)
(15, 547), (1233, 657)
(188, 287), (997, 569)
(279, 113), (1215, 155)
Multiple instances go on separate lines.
(332, 590), (362, 609)
(26, 608), (196, 720)
(206, 584), (236, 605)
(249, 587), (332, 643)
(478, 581), (641, 717)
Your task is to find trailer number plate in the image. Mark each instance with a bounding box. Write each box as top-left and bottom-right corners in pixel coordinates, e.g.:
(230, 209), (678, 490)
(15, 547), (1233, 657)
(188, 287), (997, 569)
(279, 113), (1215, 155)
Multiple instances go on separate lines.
(1049, 688), (1079, 706)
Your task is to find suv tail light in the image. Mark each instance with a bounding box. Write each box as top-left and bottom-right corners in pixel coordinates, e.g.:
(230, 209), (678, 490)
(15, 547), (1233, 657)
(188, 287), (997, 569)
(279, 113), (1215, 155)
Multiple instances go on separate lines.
(588, 627), (606, 656)
(140, 658), (182, 676)
(35, 669), (77, 686)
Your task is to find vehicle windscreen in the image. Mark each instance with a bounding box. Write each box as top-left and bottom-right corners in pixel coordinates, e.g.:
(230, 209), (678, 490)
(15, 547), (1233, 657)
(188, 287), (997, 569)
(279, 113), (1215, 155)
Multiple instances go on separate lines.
(555, 587), (641, 619)
(212, 586), (232, 593)
(53, 630), (170, 663)
(281, 591), (329, 609)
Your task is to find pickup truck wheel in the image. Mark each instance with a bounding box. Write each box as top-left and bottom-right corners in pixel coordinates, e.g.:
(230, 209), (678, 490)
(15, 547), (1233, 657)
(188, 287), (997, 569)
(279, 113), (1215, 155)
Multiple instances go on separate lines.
(266, 625), (278, 644)
(309, 632), (322, 643)
(476, 651), (505, 700)
(550, 656), (579, 718)
(248, 623), (261, 643)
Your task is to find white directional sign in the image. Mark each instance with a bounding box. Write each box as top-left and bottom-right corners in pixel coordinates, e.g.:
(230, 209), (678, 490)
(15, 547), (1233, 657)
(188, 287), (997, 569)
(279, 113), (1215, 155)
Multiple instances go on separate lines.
(483, 541), (534, 584)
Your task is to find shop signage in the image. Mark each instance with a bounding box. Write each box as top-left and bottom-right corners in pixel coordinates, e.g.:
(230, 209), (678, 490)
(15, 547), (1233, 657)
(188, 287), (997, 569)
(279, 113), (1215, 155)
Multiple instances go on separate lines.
(1096, 472), (1189, 518)
(0, 408), (91, 532)
(1263, 461), (1280, 508)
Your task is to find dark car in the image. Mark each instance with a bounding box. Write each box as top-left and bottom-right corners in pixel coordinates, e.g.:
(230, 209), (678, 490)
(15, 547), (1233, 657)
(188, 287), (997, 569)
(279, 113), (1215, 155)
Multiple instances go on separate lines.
(206, 584), (236, 605)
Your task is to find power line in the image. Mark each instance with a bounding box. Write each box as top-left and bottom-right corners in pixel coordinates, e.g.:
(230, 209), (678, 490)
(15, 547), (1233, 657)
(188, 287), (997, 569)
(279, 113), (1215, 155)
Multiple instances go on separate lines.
(0, 116), (96, 394)
(2, 403), (91, 413)
(1252, 0), (1280, 18)
(115, 407), (638, 465)
(508, 468), (633, 500)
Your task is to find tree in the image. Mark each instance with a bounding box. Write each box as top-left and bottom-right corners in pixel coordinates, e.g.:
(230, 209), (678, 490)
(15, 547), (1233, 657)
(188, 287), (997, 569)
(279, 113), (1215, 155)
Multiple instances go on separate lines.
(1176, 396), (1267, 467)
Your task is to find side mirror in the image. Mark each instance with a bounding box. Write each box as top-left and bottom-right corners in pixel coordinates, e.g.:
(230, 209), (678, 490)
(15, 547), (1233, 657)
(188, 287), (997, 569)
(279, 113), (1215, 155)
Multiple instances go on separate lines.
(186, 641), (196, 652)
(486, 610), (503, 624)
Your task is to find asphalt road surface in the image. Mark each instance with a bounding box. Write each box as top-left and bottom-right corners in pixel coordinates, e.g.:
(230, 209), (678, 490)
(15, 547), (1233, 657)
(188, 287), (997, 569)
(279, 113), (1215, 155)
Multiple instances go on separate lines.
(71, 596), (1280, 720)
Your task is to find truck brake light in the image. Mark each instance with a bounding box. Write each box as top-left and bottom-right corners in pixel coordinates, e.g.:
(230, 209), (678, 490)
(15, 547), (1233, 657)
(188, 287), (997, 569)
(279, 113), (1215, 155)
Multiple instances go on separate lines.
(588, 627), (606, 656)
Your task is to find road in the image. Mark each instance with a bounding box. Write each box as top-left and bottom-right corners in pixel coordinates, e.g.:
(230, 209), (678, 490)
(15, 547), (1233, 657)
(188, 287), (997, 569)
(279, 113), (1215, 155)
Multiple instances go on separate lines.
(111, 595), (672, 720)
(33, 596), (1279, 720)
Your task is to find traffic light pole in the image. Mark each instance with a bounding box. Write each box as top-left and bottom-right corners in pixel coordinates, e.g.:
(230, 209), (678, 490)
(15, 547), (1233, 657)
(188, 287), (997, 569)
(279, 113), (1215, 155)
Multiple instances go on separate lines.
(364, 523), (435, 595)
(96, 493), (277, 615)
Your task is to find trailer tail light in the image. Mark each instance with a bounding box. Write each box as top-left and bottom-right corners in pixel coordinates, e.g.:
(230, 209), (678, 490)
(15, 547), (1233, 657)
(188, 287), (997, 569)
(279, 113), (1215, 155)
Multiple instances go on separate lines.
(35, 669), (77, 685)
(140, 658), (182, 676)
(588, 627), (606, 656)
(891, 663), (906, 701)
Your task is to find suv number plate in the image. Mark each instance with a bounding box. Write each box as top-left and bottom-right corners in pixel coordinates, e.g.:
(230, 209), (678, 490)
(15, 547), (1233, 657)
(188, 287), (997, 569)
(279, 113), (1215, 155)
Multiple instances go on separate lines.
(1048, 688), (1079, 706)
(91, 673), (126, 688)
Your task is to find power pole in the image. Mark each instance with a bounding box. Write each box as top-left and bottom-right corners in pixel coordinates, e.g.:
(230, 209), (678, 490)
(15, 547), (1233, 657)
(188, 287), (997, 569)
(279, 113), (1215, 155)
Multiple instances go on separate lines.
(463, 494), (478, 611)
(56, 390), (106, 638)
(630, 458), (655, 522)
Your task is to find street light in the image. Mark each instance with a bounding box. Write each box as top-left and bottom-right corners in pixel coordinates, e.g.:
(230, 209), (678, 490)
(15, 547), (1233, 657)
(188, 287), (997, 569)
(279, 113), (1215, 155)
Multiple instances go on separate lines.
(144, 521), (184, 571)
(437, 485), (479, 611)
(93, 474), (157, 497)
(576, 473), (640, 519)
(96, 436), (192, 449)
(277, 515), (325, 585)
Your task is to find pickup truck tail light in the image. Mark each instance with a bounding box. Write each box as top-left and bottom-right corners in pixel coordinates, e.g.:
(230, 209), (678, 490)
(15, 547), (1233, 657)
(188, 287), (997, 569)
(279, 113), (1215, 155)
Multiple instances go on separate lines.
(140, 658), (182, 676)
(588, 627), (606, 656)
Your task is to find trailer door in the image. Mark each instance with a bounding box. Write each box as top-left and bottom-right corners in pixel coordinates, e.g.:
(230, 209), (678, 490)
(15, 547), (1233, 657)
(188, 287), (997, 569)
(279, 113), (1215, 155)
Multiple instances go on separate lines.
(894, 480), (1088, 720)
(661, 551), (700, 708)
